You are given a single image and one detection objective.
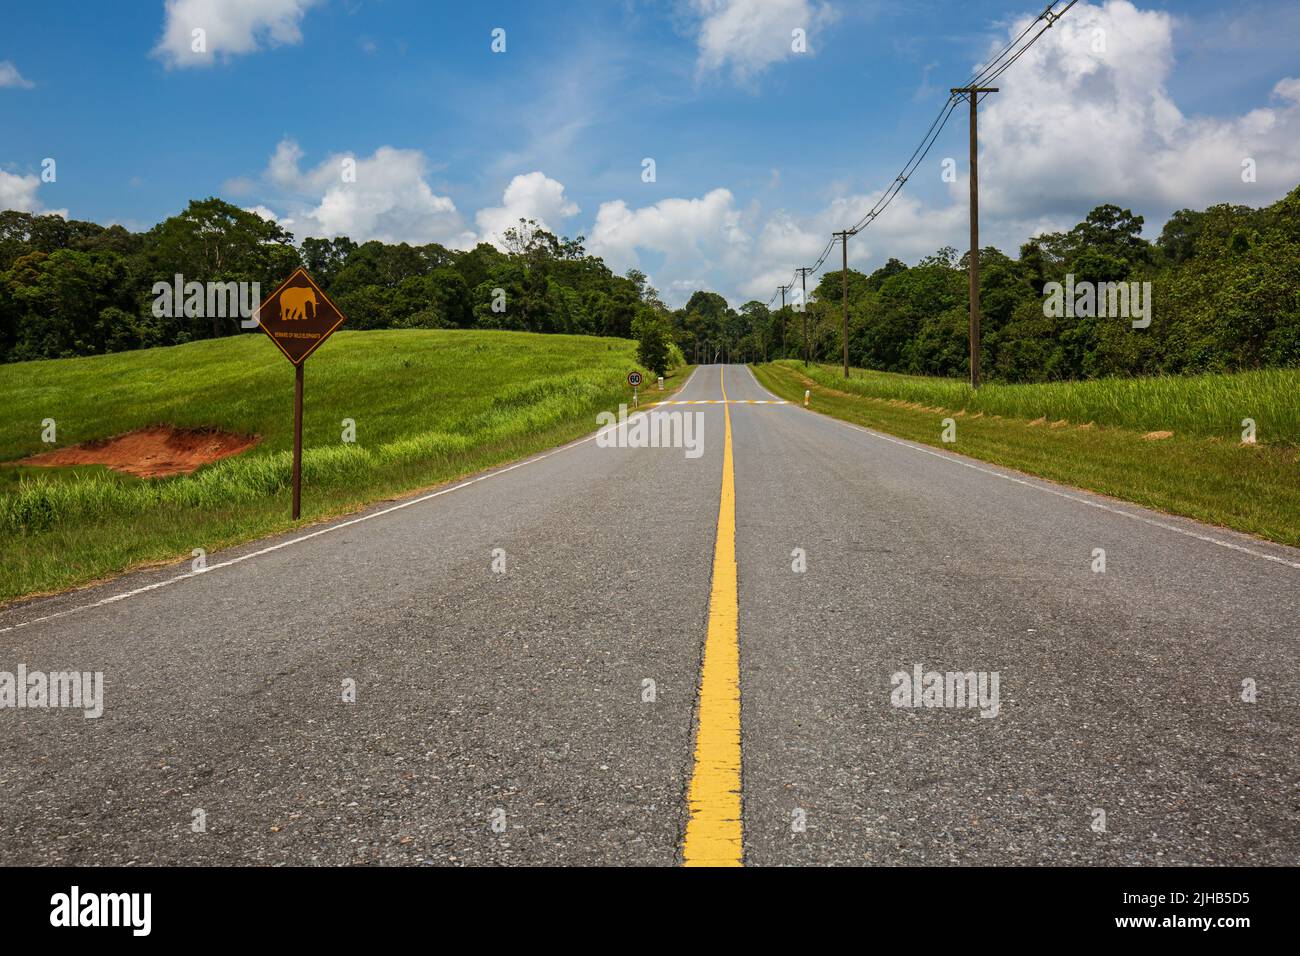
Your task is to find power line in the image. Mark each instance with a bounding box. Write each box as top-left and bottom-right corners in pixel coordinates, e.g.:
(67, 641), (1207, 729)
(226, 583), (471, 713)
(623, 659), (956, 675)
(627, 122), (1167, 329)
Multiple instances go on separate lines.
(765, 1), (1078, 315)
(980, 4), (1076, 88)
(847, 95), (960, 236)
(965, 3), (1053, 87)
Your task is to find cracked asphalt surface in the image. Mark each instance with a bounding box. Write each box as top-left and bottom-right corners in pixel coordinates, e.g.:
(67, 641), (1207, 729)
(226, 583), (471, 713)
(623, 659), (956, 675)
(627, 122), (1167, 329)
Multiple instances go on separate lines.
(2, 364), (1297, 865)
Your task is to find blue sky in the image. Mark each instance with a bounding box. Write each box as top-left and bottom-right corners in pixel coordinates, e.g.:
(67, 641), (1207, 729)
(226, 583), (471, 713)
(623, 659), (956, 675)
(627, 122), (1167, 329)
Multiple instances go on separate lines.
(3, 0), (1299, 306)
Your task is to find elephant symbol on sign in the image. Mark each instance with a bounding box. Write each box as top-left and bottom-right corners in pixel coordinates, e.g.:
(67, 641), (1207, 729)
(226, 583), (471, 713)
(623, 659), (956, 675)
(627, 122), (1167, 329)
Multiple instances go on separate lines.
(280, 287), (318, 321)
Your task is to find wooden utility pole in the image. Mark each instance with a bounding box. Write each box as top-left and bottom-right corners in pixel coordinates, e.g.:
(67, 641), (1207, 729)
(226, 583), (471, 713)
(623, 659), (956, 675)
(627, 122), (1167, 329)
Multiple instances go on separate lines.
(778, 284), (789, 357)
(951, 85), (997, 389)
(833, 230), (852, 378)
(796, 267), (814, 367)
(292, 363), (304, 519)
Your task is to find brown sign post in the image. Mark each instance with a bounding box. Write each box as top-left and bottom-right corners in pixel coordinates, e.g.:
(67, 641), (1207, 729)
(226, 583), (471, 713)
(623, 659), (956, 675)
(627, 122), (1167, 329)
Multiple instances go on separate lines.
(255, 267), (347, 519)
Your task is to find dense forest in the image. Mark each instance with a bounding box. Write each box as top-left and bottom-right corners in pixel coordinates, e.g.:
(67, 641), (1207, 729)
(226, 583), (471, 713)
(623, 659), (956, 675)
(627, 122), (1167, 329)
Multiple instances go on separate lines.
(0, 198), (673, 366)
(724, 185), (1300, 381)
(2, 185), (1298, 382)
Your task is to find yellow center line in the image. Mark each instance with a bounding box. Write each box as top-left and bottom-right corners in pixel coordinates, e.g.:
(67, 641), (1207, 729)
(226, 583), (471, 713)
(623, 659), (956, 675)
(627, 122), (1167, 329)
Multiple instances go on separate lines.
(682, 366), (743, 867)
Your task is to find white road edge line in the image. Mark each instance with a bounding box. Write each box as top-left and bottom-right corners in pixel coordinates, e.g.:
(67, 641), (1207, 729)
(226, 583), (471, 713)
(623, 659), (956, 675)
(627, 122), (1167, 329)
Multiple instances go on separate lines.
(741, 366), (1300, 572)
(0, 367), (703, 635)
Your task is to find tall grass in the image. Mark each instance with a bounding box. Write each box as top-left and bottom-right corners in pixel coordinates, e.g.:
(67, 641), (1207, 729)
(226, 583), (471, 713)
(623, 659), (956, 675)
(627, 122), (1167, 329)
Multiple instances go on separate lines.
(0, 330), (645, 539)
(755, 361), (1300, 548)
(785, 362), (1300, 445)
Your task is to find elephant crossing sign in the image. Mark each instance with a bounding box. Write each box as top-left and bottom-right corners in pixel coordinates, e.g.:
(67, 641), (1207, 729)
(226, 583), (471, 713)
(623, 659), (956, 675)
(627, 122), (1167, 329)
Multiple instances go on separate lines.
(255, 267), (347, 365)
(254, 267), (348, 520)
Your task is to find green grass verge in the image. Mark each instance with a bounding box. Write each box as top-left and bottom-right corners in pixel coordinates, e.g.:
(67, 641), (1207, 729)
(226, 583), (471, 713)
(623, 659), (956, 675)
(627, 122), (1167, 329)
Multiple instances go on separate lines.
(788, 362), (1300, 446)
(0, 329), (691, 604)
(752, 360), (1300, 548)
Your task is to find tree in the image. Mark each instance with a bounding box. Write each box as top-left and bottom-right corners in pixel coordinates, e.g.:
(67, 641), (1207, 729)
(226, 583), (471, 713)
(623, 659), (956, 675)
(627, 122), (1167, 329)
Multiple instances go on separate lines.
(633, 308), (674, 375)
(429, 267), (472, 328)
(738, 301), (771, 360)
(3, 249), (153, 359)
(1069, 204), (1151, 266)
(6, 186), (1300, 381)
(301, 236), (357, 288)
(146, 198), (298, 338)
(679, 290), (729, 362)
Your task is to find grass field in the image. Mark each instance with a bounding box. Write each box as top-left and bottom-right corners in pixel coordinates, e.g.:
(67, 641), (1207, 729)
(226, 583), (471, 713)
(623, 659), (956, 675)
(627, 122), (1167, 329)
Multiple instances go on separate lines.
(754, 360), (1300, 547)
(0, 329), (686, 603)
(790, 362), (1300, 445)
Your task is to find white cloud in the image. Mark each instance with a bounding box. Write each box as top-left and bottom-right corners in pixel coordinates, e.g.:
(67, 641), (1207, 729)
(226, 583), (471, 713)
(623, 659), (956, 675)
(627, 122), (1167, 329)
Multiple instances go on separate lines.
(0, 61), (34, 89)
(153, 0), (320, 68)
(475, 172), (579, 248)
(728, 1), (1300, 307)
(582, 184), (961, 307)
(236, 149), (586, 252)
(0, 171), (43, 212)
(243, 204), (283, 223)
(208, 2), (1300, 310)
(734, 191), (969, 301)
(691, 0), (837, 81)
(971, 1), (1300, 219)
(248, 139), (475, 247)
(588, 188), (754, 305)
(0, 170), (66, 217)
(266, 139), (310, 190)
(1272, 76), (1300, 104)
(590, 189), (749, 262)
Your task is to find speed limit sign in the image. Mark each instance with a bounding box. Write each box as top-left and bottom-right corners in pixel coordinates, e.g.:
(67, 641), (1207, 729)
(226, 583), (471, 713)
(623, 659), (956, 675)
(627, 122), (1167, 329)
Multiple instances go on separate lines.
(627, 371), (644, 388)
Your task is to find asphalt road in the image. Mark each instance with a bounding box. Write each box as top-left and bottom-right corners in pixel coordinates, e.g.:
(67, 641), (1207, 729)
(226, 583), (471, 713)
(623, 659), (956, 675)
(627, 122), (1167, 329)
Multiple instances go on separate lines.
(1, 364), (1297, 865)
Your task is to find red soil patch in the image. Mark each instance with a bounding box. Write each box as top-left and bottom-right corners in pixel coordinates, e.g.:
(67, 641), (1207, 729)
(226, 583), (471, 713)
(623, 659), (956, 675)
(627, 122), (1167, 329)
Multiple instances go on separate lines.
(20, 426), (260, 478)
